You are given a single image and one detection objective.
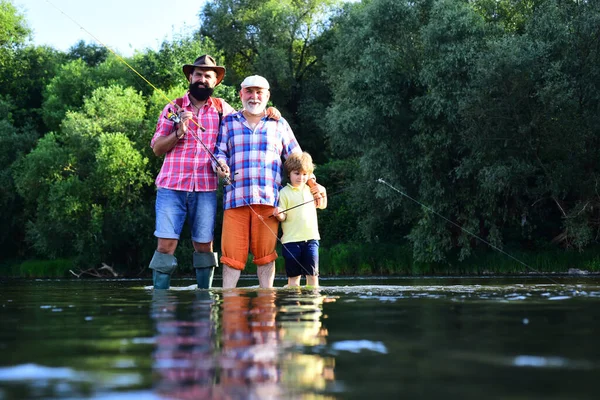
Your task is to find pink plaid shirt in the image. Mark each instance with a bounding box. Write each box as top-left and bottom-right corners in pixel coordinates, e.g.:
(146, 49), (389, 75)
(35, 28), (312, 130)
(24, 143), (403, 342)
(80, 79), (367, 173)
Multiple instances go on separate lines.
(151, 95), (235, 192)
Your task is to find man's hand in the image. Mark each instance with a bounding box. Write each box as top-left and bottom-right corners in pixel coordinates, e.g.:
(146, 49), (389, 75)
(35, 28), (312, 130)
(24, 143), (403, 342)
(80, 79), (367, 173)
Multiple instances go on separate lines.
(266, 107), (281, 121)
(307, 177), (327, 209)
(216, 161), (230, 180)
(178, 110), (193, 136)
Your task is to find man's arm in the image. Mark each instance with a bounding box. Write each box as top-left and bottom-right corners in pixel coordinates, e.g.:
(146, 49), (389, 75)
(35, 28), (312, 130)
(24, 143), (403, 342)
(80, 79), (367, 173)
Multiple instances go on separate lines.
(151, 103), (192, 156)
(152, 126), (184, 156)
(213, 115), (231, 180)
(307, 176), (327, 209)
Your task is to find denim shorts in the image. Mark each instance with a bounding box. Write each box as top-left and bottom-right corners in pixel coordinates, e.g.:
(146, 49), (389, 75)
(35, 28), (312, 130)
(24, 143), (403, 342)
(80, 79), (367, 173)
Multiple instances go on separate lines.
(154, 188), (217, 243)
(282, 240), (319, 277)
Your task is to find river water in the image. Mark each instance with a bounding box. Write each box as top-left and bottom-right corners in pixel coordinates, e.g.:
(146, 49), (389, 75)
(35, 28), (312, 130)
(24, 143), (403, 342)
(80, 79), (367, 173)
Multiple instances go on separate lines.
(0, 276), (599, 399)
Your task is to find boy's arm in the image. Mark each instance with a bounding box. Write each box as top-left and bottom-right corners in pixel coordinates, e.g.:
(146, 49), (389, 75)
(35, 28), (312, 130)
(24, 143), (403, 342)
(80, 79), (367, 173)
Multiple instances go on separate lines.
(272, 206), (286, 221)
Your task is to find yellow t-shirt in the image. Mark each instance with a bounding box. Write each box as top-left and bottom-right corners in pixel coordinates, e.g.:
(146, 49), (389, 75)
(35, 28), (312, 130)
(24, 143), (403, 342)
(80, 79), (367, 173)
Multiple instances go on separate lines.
(279, 183), (320, 244)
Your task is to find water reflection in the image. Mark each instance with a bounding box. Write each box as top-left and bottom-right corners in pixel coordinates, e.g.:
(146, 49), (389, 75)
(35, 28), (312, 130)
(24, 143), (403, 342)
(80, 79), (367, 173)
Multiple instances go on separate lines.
(151, 290), (219, 398)
(278, 289), (335, 393)
(150, 289), (335, 399)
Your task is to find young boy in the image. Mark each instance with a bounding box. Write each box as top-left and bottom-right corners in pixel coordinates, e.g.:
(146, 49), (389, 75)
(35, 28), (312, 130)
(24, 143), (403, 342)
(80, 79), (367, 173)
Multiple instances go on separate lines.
(273, 152), (327, 287)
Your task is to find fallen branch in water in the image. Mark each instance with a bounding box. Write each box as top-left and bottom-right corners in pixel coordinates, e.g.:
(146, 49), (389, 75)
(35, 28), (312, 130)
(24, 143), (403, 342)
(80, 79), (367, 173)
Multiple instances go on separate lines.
(69, 263), (118, 278)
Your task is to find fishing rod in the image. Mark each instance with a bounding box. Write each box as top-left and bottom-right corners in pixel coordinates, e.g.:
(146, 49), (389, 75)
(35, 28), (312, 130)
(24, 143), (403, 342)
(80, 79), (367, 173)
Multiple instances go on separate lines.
(42, 0), (313, 280)
(269, 187), (350, 218)
(377, 178), (561, 284)
(43, 0), (225, 176)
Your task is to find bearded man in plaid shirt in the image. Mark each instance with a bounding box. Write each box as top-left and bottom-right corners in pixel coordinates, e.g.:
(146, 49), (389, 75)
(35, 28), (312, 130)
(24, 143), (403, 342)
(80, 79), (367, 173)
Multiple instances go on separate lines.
(148, 55), (236, 290)
(215, 75), (326, 289)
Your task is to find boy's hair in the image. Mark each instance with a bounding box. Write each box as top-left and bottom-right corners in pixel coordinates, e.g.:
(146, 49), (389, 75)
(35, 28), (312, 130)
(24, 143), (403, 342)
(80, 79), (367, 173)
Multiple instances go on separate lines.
(285, 151), (314, 175)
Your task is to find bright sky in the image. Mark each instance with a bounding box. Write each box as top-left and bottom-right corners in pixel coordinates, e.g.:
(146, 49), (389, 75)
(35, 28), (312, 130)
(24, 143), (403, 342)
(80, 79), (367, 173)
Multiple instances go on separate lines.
(14, 0), (208, 56)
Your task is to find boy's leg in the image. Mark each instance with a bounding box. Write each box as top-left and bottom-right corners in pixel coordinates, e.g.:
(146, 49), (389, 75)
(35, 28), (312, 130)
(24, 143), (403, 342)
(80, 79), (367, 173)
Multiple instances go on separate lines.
(283, 242), (302, 287)
(288, 276), (301, 287)
(304, 240), (320, 287)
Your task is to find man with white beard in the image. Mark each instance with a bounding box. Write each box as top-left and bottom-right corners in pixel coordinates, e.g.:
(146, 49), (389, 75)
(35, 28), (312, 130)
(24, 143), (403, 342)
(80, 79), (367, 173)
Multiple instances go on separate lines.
(215, 75), (325, 289)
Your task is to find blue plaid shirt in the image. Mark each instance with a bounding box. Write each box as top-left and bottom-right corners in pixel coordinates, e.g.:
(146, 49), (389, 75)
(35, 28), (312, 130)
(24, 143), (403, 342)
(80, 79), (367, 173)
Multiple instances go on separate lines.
(215, 111), (301, 210)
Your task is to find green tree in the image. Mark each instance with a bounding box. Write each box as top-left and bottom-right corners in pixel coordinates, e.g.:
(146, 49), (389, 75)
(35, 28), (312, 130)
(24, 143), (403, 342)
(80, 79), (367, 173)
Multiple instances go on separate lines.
(14, 85), (154, 269)
(0, 0), (30, 48)
(67, 40), (109, 67)
(42, 54), (136, 132)
(132, 35), (220, 94)
(200, 0), (342, 162)
(3, 45), (65, 131)
(471, 0), (545, 33)
(324, 0), (427, 246)
(456, 0), (600, 251)
(0, 97), (37, 260)
(408, 0), (492, 262)
(1, 2), (63, 131)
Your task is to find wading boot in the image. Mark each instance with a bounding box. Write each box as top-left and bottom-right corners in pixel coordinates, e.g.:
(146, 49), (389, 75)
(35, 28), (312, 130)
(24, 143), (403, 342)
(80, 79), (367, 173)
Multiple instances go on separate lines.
(193, 252), (218, 289)
(149, 251), (178, 290)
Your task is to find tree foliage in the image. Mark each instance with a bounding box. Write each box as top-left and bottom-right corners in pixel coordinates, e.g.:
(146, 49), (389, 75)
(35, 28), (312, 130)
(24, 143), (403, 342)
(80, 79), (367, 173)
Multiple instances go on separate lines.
(3, 0), (600, 274)
(200, 0), (343, 162)
(325, 0), (427, 245)
(325, 0), (600, 263)
(67, 40), (109, 67)
(14, 85), (154, 267)
(0, 0), (30, 48)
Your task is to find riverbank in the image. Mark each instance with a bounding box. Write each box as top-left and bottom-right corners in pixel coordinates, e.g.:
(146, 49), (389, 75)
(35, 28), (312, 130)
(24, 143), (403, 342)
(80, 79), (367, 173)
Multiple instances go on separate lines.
(3, 243), (600, 278)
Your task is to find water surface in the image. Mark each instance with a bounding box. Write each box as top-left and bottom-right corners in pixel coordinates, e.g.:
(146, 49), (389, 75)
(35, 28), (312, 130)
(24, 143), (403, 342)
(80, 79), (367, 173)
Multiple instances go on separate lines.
(0, 276), (599, 399)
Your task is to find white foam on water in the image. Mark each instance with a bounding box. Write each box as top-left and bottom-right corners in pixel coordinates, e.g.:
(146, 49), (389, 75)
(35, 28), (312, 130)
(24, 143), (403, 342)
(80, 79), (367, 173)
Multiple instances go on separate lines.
(511, 355), (593, 369)
(513, 355), (567, 367)
(331, 340), (388, 354)
(92, 390), (162, 400)
(548, 296), (572, 301)
(138, 282), (600, 302)
(0, 364), (83, 381)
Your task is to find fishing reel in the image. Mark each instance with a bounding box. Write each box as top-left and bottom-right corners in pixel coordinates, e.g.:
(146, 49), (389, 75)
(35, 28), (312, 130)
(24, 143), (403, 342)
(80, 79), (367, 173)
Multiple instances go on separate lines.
(164, 108), (181, 124)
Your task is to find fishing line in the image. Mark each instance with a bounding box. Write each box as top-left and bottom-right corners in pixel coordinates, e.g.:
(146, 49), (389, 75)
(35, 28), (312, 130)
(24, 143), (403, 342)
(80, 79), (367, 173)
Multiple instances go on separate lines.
(43, 0), (222, 166)
(377, 178), (561, 285)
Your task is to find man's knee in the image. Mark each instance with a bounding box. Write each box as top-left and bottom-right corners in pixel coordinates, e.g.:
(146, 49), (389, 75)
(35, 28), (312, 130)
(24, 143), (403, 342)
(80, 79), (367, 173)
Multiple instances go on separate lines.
(157, 238), (177, 254)
(193, 241), (213, 253)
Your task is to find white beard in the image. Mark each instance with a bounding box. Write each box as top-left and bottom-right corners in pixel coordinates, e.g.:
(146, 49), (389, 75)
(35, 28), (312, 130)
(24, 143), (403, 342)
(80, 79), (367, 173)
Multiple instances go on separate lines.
(243, 100), (266, 115)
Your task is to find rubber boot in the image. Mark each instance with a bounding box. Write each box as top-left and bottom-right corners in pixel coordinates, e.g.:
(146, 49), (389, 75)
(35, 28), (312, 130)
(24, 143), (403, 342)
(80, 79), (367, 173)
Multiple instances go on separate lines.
(149, 251), (178, 290)
(193, 252), (218, 289)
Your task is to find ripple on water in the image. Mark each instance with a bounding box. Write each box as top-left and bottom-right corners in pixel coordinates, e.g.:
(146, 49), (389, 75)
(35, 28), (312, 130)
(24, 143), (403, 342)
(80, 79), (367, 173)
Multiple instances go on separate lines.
(331, 340), (388, 354)
(318, 284), (599, 302)
(0, 364), (82, 381)
(512, 355), (594, 370)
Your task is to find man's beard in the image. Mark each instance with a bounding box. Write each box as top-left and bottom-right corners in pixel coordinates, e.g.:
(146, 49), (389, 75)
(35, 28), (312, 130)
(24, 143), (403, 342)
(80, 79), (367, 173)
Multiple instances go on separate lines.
(243, 99), (266, 115)
(188, 82), (214, 101)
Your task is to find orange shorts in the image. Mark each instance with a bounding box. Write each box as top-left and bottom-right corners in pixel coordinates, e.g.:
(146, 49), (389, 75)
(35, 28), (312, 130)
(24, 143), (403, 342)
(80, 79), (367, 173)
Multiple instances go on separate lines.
(220, 205), (280, 270)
